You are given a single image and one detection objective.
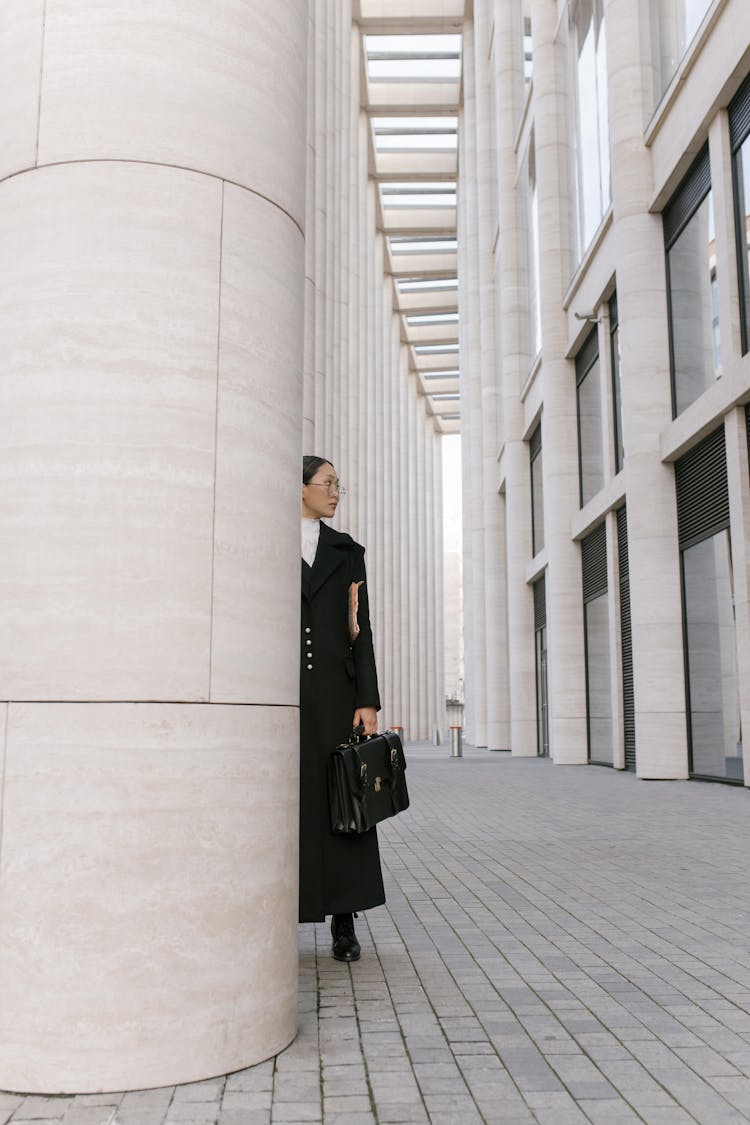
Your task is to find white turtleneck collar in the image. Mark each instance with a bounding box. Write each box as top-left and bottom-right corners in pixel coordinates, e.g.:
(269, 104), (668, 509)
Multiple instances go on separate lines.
(301, 517), (321, 567)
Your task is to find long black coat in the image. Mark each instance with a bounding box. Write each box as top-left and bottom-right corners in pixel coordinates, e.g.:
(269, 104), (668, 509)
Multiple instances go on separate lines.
(299, 521), (385, 922)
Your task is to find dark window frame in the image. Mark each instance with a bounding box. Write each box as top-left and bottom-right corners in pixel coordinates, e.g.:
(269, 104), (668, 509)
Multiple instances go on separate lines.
(529, 421), (544, 556)
(729, 72), (750, 355)
(675, 425), (740, 784)
(533, 575), (548, 757)
(581, 521), (611, 767)
(609, 293), (624, 473)
(663, 145), (712, 418)
(575, 328), (601, 508)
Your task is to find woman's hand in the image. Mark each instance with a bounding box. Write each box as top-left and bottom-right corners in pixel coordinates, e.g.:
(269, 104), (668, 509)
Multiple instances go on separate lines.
(353, 707), (378, 736)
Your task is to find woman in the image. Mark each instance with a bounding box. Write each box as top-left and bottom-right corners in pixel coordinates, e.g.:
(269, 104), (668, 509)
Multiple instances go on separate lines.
(300, 455), (385, 961)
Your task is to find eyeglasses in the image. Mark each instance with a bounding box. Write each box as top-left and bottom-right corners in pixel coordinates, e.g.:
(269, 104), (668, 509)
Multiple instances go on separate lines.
(307, 481), (347, 496)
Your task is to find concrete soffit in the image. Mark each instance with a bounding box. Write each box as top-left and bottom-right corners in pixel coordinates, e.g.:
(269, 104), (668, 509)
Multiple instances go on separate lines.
(356, 1), (469, 433)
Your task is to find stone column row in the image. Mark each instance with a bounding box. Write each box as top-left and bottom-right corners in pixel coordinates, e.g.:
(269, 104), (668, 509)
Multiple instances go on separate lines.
(302, 4), (445, 742)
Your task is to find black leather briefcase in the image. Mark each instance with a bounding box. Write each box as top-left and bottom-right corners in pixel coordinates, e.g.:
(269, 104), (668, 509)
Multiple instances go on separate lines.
(328, 729), (409, 835)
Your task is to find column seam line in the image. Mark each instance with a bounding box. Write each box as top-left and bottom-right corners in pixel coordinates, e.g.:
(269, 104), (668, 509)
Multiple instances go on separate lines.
(0, 701), (299, 708)
(34, 0), (47, 165)
(0, 159), (305, 238)
(208, 181), (225, 704)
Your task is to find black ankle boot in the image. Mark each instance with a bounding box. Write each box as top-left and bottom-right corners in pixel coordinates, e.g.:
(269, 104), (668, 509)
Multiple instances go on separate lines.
(331, 912), (361, 962)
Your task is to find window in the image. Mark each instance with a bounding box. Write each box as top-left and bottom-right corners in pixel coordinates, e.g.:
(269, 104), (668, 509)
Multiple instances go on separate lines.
(730, 73), (750, 354)
(581, 522), (614, 766)
(522, 0), (533, 86)
(568, 0), (611, 259)
(664, 146), (720, 416)
(576, 329), (604, 506)
(610, 294), (624, 473)
(653, 0), (713, 97)
(676, 426), (743, 783)
(525, 135), (542, 359)
(616, 507), (636, 771)
(529, 422), (544, 555)
(533, 577), (548, 757)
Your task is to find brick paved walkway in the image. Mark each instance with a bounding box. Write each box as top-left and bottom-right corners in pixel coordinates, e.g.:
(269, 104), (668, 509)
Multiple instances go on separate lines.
(3, 747), (750, 1125)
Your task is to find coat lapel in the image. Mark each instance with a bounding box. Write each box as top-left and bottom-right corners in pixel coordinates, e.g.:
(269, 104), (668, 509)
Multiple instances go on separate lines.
(301, 558), (312, 601)
(308, 523), (349, 598)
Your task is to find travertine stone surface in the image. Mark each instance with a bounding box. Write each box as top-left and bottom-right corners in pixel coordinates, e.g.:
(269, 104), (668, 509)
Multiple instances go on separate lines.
(210, 186), (304, 705)
(0, 0), (44, 181)
(0, 703), (299, 1092)
(1, 0), (307, 1091)
(0, 162), (221, 702)
(37, 0), (308, 227)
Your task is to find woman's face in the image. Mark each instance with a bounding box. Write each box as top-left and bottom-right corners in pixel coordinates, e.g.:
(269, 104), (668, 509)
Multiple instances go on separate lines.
(302, 462), (340, 520)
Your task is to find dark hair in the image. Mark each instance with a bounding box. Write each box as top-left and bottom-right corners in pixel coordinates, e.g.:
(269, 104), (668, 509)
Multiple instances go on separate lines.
(303, 455), (333, 484)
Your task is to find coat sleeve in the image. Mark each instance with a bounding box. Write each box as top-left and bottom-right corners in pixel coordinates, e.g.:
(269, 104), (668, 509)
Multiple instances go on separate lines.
(352, 548), (381, 712)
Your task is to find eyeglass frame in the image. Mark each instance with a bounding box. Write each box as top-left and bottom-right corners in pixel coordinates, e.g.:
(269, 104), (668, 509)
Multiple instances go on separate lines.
(306, 481), (347, 496)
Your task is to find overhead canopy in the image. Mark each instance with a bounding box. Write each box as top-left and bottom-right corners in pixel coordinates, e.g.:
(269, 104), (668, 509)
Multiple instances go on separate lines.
(360, 14), (463, 434)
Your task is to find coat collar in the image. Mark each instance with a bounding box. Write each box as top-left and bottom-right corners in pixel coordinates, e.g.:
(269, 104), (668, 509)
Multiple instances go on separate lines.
(304, 521), (354, 600)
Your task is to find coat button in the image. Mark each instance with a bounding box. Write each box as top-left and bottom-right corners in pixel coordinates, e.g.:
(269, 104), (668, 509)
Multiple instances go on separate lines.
(307, 663), (313, 670)
(305, 627), (311, 634)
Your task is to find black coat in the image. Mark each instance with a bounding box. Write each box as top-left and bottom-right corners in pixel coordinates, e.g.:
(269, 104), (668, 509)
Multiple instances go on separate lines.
(299, 521), (385, 922)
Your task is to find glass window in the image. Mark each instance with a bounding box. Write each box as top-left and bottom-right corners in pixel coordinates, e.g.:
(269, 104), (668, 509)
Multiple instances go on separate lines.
(654, 0), (713, 97)
(610, 294), (624, 473)
(665, 149), (719, 417)
(569, 0), (611, 259)
(533, 577), (548, 757)
(683, 531), (743, 781)
(667, 191), (720, 414)
(530, 423), (544, 555)
(523, 0), (533, 86)
(732, 123), (750, 353)
(535, 624), (548, 756)
(576, 335), (604, 506)
(585, 594), (614, 765)
(525, 136), (542, 360)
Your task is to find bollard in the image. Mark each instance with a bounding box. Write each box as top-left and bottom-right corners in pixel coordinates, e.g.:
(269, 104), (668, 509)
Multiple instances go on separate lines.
(449, 725), (463, 758)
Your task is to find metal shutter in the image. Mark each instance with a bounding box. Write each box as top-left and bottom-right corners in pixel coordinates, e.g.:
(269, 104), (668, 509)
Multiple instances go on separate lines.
(730, 71), (750, 151)
(575, 328), (599, 385)
(581, 522), (607, 603)
(663, 145), (711, 248)
(617, 506), (636, 772)
(533, 574), (546, 629)
(675, 425), (730, 550)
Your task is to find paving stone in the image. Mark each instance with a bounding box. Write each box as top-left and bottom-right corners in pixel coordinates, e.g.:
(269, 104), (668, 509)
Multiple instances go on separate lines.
(170, 1082), (223, 1105)
(118, 1093), (173, 1111)
(12, 1100), (73, 1121)
(7, 751), (750, 1125)
(63, 1108), (120, 1125)
(219, 1092), (272, 1112)
(111, 1113), (168, 1125)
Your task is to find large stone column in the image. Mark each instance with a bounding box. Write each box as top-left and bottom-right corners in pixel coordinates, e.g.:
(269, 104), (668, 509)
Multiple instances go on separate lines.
(531, 0), (588, 763)
(493, 0), (538, 757)
(0, 0), (307, 1092)
(460, 20), (488, 746)
(474, 0), (510, 751)
(603, 0), (689, 777)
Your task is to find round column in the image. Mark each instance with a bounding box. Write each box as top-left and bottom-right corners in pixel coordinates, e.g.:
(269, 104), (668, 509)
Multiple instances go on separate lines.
(531, 0), (589, 764)
(603, 0), (689, 777)
(0, 0), (307, 1092)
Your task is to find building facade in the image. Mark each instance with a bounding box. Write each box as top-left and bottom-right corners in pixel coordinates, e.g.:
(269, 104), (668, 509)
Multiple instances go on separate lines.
(2, 0), (750, 1098)
(459, 0), (750, 784)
